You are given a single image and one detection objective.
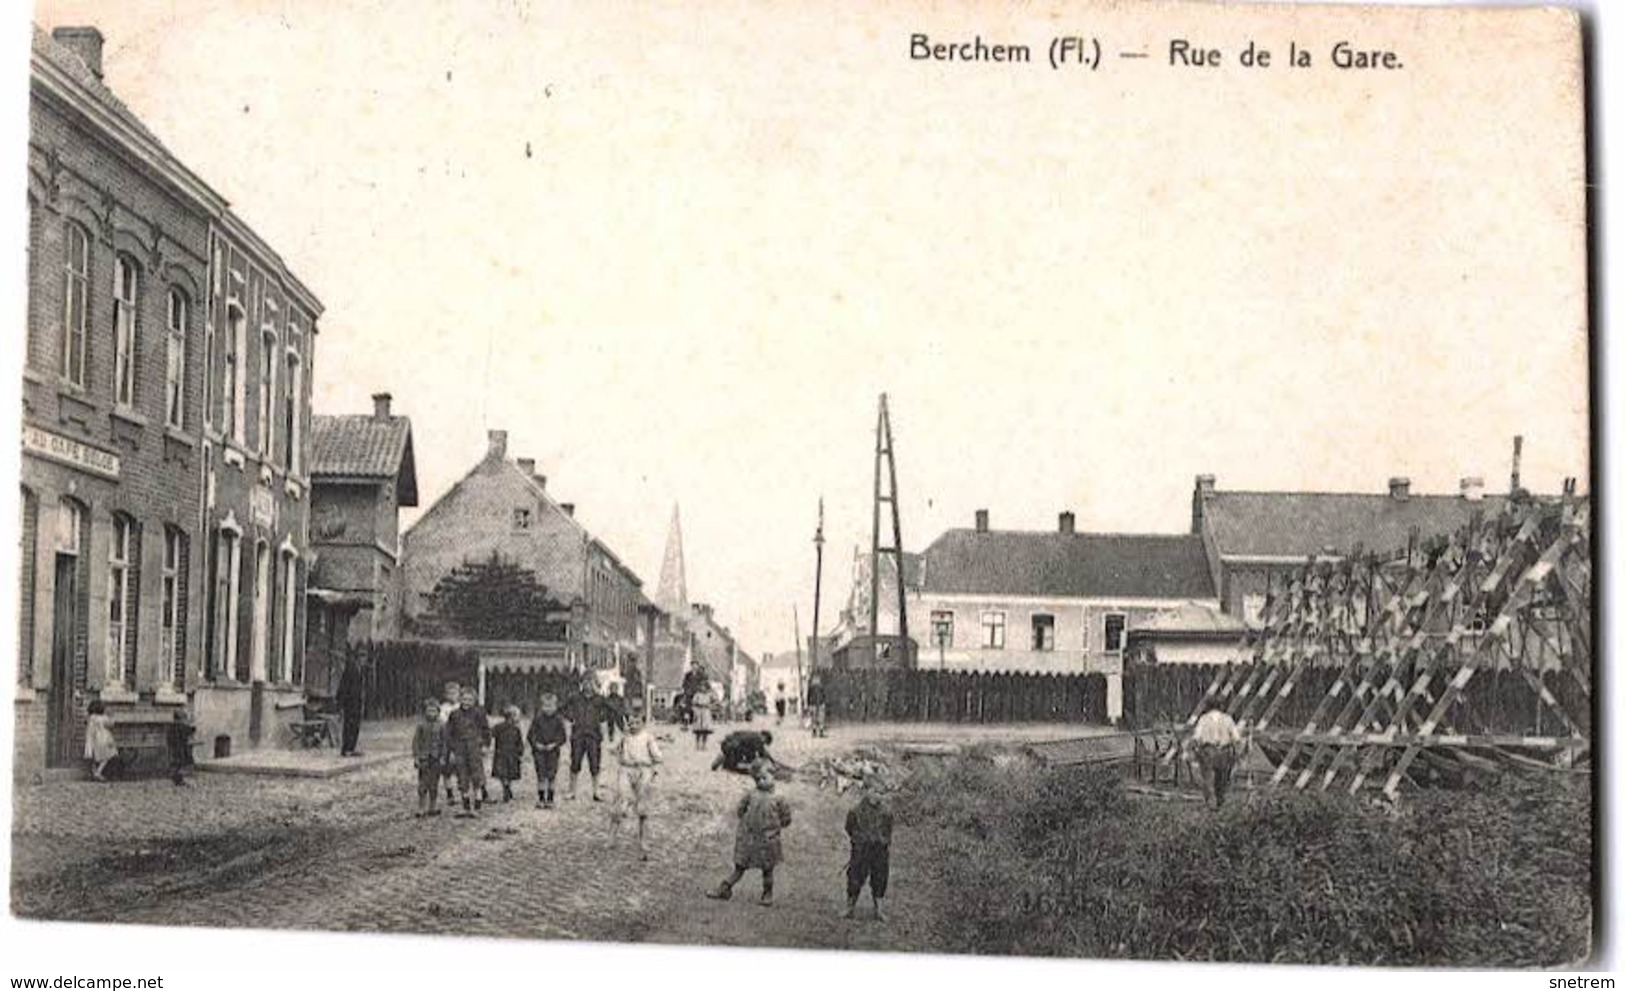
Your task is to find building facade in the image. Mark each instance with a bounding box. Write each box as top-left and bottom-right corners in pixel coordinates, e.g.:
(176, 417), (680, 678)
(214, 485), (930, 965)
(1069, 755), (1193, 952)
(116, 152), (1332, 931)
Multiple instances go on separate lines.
(18, 26), (321, 773)
(309, 392), (418, 644)
(399, 430), (644, 672)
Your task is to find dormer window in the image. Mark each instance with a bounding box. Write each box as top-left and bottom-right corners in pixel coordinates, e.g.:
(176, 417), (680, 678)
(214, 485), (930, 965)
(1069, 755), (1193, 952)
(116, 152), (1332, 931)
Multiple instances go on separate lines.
(513, 508), (532, 530)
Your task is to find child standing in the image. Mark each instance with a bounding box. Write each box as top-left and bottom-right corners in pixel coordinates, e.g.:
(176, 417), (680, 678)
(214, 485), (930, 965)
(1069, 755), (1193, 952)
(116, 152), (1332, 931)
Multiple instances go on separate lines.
(439, 681), (461, 804)
(445, 689), (491, 817)
(412, 699), (448, 817)
(706, 766), (793, 906)
(609, 709), (663, 861)
(843, 779), (894, 921)
(167, 709), (196, 786)
(84, 700), (117, 781)
(491, 704), (525, 803)
(527, 693), (567, 808)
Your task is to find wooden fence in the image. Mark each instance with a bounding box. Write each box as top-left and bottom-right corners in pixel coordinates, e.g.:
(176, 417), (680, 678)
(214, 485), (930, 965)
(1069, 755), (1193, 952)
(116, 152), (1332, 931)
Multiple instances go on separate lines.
(483, 669), (592, 717)
(824, 668), (1107, 724)
(360, 641), (479, 720)
(1121, 661), (1591, 736)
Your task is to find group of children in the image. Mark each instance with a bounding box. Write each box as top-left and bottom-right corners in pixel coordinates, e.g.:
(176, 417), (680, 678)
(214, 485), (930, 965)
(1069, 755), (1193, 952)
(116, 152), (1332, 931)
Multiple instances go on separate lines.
(704, 761), (893, 920)
(410, 680), (895, 916)
(410, 680), (665, 858)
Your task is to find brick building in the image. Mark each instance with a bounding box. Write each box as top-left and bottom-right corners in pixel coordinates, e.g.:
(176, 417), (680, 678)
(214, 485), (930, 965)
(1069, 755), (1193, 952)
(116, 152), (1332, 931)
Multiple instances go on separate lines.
(309, 393), (418, 644)
(18, 26), (322, 773)
(1190, 474), (1510, 624)
(399, 430), (645, 673)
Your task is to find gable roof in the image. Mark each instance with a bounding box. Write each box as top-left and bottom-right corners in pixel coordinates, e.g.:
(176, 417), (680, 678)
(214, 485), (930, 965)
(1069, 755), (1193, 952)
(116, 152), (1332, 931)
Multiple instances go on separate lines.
(1201, 491), (1509, 560)
(33, 26), (168, 157)
(918, 530), (1215, 601)
(310, 415), (418, 506)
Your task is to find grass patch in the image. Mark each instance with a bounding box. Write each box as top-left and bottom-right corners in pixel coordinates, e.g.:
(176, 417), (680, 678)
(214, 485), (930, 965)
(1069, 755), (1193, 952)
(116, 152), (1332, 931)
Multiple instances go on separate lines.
(895, 755), (1591, 966)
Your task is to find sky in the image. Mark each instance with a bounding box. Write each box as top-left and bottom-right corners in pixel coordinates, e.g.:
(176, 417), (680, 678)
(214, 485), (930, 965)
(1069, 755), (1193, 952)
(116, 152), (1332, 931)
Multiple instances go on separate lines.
(27, 0), (1589, 657)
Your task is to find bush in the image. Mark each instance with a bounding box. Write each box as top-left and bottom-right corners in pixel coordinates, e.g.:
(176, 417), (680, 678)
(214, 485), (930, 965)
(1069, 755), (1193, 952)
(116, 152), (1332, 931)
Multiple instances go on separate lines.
(899, 756), (1592, 965)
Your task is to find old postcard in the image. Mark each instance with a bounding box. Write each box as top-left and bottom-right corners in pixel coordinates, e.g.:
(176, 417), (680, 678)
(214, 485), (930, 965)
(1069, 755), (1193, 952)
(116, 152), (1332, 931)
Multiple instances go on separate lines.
(4, 0), (1599, 981)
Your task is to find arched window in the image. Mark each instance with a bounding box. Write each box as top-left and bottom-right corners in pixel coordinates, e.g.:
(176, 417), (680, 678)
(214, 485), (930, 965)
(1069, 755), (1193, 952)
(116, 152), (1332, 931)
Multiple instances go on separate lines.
(61, 222), (89, 386)
(160, 526), (188, 688)
(224, 303), (244, 443)
(19, 487), (38, 685)
(278, 546), (298, 684)
(207, 519), (242, 682)
(107, 514), (139, 688)
(112, 255), (139, 407)
(165, 289), (188, 429)
(258, 328), (277, 458)
(283, 349), (302, 475)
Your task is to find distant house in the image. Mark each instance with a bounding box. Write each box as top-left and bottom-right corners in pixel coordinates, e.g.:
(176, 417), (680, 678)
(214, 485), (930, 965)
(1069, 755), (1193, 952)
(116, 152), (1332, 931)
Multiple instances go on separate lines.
(309, 393), (418, 642)
(399, 430), (645, 674)
(1191, 474), (1509, 623)
(903, 509), (1218, 679)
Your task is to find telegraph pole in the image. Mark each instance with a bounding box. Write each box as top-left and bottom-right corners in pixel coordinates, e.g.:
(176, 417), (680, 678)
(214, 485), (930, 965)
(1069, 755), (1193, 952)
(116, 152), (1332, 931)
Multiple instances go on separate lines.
(811, 497), (825, 680)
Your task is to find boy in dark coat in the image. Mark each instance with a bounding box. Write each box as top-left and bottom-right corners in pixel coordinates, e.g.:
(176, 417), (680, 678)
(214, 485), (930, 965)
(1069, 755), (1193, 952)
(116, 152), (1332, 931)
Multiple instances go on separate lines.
(843, 778), (894, 920)
(166, 709), (196, 786)
(706, 765), (793, 906)
(412, 699), (449, 817)
(564, 682), (608, 801)
(491, 704), (525, 802)
(527, 693), (568, 808)
(445, 689), (492, 817)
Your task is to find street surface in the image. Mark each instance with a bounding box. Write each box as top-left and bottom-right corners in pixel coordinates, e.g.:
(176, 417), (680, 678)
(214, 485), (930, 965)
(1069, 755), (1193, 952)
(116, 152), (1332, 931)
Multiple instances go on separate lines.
(11, 719), (1086, 952)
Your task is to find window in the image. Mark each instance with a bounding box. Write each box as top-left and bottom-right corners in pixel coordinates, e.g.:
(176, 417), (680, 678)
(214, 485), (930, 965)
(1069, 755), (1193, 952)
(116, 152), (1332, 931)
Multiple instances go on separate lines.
(1032, 613), (1056, 651)
(1104, 613), (1127, 653)
(112, 256), (139, 406)
(514, 508), (532, 530)
(208, 526), (241, 681)
(61, 222), (89, 386)
(203, 312), (215, 430)
(160, 527), (187, 688)
(283, 351), (302, 474)
(225, 304), (245, 443)
(258, 329), (277, 457)
(19, 488), (38, 685)
(281, 548), (299, 685)
(107, 515), (138, 688)
(165, 290), (188, 429)
(251, 541), (270, 682)
(930, 610), (954, 649)
(55, 498), (84, 554)
(980, 610), (1006, 650)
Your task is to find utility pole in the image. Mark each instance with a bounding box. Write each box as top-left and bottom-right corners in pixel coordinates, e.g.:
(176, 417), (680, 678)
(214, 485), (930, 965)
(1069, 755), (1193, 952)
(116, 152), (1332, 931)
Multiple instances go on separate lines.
(869, 393), (909, 661)
(811, 497), (825, 680)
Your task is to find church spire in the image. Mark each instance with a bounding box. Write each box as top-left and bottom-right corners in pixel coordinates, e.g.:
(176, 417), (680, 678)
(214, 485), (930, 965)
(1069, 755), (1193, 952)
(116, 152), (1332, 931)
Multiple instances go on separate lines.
(656, 503), (689, 619)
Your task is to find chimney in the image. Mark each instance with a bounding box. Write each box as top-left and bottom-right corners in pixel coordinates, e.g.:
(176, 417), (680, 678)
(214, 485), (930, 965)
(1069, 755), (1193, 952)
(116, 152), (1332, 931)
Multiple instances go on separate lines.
(1459, 476), (1485, 501)
(1192, 474), (1217, 534)
(534, 474), (546, 490)
(974, 509), (989, 533)
(487, 429), (508, 461)
(52, 27), (105, 81)
(1510, 435), (1524, 493)
(517, 458), (536, 476)
(1388, 477), (1411, 501)
(561, 502), (575, 517)
(1059, 511), (1076, 534)
(371, 392), (392, 420)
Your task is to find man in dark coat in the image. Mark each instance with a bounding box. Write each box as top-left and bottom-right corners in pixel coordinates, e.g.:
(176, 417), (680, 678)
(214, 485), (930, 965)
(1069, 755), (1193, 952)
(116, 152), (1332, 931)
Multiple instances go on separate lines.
(337, 655), (366, 756)
(711, 729), (776, 774)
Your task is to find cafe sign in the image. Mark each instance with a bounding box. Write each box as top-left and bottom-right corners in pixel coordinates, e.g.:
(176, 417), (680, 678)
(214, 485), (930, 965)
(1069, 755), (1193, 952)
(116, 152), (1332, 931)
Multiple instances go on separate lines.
(22, 425), (120, 479)
(251, 485), (276, 528)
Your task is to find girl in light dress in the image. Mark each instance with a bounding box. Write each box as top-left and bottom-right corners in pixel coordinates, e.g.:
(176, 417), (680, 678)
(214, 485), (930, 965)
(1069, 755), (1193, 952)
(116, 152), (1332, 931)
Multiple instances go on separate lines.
(608, 709), (663, 861)
(84, 700), (118, 781)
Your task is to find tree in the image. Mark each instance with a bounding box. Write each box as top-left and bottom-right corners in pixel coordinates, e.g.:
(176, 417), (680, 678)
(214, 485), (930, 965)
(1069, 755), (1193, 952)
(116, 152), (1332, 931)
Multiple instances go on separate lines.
(417, 551), (568, 641)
